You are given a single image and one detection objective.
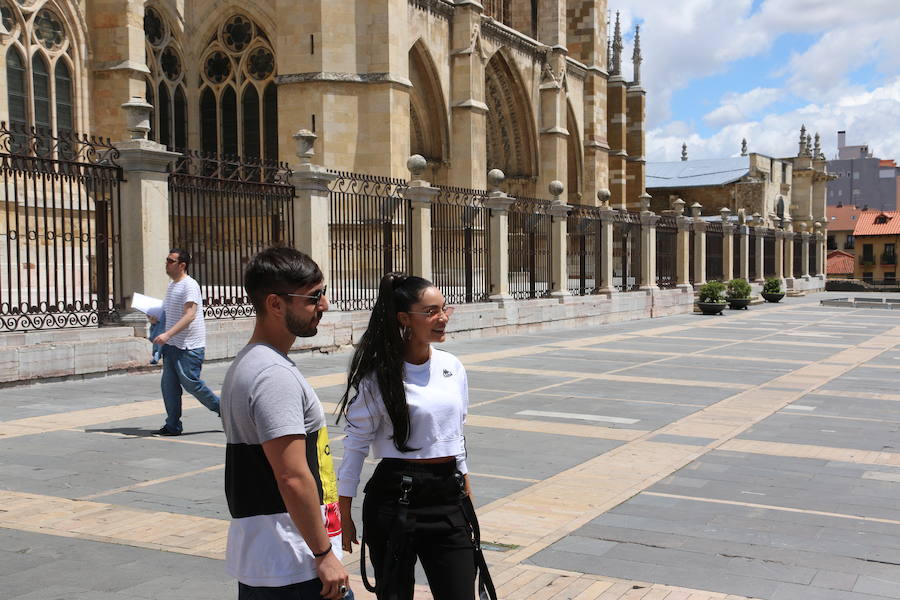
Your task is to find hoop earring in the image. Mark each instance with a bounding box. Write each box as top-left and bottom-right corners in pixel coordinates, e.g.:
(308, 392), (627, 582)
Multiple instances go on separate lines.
(400, 325), (411, 341)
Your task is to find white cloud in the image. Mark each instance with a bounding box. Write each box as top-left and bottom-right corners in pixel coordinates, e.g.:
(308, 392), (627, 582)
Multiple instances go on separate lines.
(703, 87), (781, 128)
(648, 76), (900, 162)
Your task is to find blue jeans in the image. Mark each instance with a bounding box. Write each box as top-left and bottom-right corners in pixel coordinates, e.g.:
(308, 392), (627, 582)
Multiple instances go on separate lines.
(160, 345), (220, 434)
(238, 579), (355, 600)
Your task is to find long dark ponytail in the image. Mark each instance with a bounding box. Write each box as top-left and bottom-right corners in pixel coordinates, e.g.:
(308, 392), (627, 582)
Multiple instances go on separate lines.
(337, 272), (432, 452)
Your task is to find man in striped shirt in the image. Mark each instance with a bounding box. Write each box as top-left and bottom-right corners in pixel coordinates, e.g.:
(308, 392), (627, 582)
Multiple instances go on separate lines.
(153, 248), (220, 436)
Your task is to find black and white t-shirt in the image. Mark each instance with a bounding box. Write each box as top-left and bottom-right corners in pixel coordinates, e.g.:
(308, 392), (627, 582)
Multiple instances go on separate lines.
(221, 343), (341, 587)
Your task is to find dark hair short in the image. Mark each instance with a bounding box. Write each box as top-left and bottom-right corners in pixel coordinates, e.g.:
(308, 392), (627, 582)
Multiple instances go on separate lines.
(244, 247), (323, 314)
(169, 248), (191, 268)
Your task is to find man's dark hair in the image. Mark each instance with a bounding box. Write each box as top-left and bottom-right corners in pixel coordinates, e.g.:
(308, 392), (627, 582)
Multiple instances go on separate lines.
(244, 247), (323, 314)
(169, 248), (191, 268)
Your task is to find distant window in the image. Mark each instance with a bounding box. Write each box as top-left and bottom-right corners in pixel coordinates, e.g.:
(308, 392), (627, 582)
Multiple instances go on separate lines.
(838, 189), (843, 197)
(853, 189), (860, 196)
(853, 171), (860, 180)
(851, 215), (856, 220)
(863, 272), (873, 283)
(886, 272), (896, 282)
(875, 215), (890, 224)
(880, 169), (895, 178)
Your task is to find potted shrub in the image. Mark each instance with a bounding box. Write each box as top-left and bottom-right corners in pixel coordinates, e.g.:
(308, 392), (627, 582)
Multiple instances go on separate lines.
(726, 278), (753, 310)
(761, 277), (785, 302)
(697, 281), (727, 315)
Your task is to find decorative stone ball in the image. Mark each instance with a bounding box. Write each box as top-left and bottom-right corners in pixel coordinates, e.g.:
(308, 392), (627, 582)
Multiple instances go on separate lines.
(549, 180), (564, 198)
(597, 189), (611, 203)
(407, 154), (427, 177)
(487, 168), (505, 190)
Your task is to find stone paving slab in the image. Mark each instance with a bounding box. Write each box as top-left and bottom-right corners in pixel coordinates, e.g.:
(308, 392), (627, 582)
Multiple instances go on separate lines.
(3, 293), (900, 599)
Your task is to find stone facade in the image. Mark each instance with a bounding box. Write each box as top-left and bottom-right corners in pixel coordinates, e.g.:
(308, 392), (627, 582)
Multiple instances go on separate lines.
(0, 0), (648, 206)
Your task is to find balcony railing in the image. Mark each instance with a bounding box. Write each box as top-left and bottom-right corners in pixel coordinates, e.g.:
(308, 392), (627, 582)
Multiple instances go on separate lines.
(860, 256), (876, 266)
(881, 253), (896, 265)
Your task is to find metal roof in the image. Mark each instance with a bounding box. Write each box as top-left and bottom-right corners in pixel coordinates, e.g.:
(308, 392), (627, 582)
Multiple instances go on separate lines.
(646, 157), (749, 189)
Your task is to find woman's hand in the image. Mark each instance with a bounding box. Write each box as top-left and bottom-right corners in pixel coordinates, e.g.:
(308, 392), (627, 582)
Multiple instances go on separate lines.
(339, 496), (358, 553)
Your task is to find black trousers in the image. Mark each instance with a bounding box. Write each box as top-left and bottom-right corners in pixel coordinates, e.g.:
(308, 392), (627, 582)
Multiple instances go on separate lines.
(362, 459), (475, 600)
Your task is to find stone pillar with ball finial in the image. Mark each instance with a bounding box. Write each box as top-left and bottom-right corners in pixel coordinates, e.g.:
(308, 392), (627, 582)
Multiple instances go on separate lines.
(403, 155), (440, 280)
(548, 180), (571, 297)
(783, 215), (795, 285)
(291, 129), (337, 286)
(639, 193), (658, 290)
(116, 96), (180, 329)
(484, 169), (516, 301)
(596, 189), (617, 294)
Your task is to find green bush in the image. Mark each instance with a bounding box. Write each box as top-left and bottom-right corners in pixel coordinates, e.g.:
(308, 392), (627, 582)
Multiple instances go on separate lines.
(698, 280), (726, 303)
(726, 278), (752, 299)
(763, 277), (782, 294)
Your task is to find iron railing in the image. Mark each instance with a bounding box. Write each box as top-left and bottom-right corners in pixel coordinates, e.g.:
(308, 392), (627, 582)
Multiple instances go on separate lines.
(1, 122), (123, 331)
(763, 229), (776, 277)
(733, 230), (743, 279)
(508, 197), (552, 299)
(656, 215), (677, 288)
(328, 172), (411, 311)
(749, 230), (759, 281)
(613, 210), (642, 291)
(431, 186), (490, 304)
(168, 150), (294, 319)
(688, 229), (696, 285)
(809, 237), (817, 276)
(566, 204), (604, 295)
(793, 233), (803, 278)
(706, 222), (724, 282)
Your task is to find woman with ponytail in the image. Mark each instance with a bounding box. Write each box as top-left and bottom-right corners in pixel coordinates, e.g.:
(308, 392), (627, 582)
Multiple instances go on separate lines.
(336, 273), (494, 600)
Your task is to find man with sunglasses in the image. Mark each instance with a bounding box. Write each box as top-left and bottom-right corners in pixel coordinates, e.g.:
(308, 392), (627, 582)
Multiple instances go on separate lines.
(220, 247), (351, 600)
(153, 249), (220, 436)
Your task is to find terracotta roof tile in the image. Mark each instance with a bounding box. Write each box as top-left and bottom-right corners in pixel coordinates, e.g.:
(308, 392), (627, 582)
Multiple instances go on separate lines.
(853, 210), (900, 236)
(827, 204), (862, 231)
(827, 250), (855, 275)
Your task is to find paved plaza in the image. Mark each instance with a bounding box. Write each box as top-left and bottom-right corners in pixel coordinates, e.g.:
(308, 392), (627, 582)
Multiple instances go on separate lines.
(2, 294), (900, 599)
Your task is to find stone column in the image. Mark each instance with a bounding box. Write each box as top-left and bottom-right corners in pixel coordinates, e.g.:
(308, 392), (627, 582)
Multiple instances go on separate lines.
(547, 181), (571, 297)
(448, 2), (488, 188)
(538, 50), (569, 199)
(290, 130), (337, 285)
(691, 203), (706, 286)
(801, 230), (811, 279)
(774, 230), (785, 281)
(784, 218), (795, 286)
(721, 208), (734, 282)
(815, 222), (826, 276)
(673, 202), (692, 289)
(484, 169), (515, 301)
(596, 199), (617, 294)
(403, 155), (440, 281)
(116, 98), (179, 327)
(754, 225), (766, 283)
(639, 195), (658, 290)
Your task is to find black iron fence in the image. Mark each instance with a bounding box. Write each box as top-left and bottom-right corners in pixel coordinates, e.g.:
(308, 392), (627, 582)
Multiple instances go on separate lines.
(566, 204), (603, 295)
(1, 122), (123, 331)
(793, 233), (803, 278)
(763, 229), (776, 277)
(809, 236), (817, 276)
(706, 222), (724, 282)
(732, 230), (743, 278)
(749, 230), (759, 281)
(613, 210), (642, 291)
(508, 197), (552, 299)
(168, 151), (294, 319)
(656, 216), (677, 289)
(689, 229), (696, 285)
(431, 186), (490, 304)
(328, 172), (411, 311)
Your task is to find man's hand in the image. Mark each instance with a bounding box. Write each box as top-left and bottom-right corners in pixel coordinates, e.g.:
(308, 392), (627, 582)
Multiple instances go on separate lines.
(339, 496), (358, 553)
(316, 550), (350, 599)
(152, 331), (170, 346)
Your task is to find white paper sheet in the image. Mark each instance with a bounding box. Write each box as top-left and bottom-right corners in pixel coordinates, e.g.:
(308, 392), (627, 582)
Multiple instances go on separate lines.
(131, 292), (164, 320)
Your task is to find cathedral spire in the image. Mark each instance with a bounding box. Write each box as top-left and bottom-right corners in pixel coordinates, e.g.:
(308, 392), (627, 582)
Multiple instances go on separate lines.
(798, 125), (807, 157)
(813, 132), (822, 158)
(681, 142), (688, 162)
(741, 138), (748, 156)
(611, 11), (623, 76)
(631, 25), (642, 85)
(606, 11), (612, 73)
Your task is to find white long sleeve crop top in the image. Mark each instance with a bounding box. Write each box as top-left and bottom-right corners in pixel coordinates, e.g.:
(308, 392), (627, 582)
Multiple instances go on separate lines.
(337, 348), (469, 498)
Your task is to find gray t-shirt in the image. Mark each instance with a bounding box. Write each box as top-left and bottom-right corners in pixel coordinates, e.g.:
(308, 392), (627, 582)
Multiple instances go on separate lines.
(221, 342), (325, 445)
(221, 343), (340, 587)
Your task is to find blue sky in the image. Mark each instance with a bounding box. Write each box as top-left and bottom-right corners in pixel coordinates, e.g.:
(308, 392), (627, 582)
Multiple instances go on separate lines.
(613, 0), (900, 162)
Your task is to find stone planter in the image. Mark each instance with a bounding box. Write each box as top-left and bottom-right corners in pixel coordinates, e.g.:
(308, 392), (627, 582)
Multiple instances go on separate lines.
(697, 302), (726, 315)
(761, 292), (785, 303)
(727, 297), (751, 310)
